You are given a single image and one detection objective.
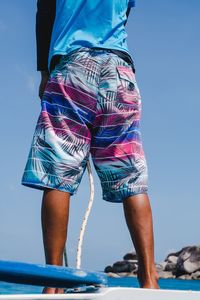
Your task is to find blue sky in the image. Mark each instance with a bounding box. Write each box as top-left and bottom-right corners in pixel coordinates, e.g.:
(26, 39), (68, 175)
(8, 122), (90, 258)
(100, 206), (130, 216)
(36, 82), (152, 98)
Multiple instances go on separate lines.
(0, 0), (200, 271)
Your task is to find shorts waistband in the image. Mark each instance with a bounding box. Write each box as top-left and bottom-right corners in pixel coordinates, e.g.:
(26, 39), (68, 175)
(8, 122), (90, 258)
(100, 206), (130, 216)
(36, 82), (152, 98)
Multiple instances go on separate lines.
(50, 47), (135, 73)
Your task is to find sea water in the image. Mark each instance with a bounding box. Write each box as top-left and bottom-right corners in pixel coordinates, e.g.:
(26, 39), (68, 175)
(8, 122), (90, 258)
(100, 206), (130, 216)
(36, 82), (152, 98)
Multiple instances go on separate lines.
(0, 277), (200, 294)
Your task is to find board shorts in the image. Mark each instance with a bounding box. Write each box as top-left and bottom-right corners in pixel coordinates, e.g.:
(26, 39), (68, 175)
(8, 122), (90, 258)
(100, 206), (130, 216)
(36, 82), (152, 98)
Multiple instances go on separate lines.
(21, 47), (148, 202)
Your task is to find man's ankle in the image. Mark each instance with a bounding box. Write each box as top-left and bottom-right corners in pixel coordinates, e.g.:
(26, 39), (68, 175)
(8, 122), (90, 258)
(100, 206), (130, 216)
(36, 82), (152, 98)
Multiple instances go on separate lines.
(45, 258), (63, 266)
(138, 265), (158, 282)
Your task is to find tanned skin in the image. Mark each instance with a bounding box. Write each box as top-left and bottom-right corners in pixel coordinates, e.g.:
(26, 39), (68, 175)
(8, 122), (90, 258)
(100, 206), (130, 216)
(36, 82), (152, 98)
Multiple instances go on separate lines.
(40, 189), (159, 293)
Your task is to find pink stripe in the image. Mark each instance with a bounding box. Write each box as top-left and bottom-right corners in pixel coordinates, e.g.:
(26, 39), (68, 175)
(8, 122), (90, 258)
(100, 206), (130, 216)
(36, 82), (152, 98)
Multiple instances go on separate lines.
(92, 142), (144, 159)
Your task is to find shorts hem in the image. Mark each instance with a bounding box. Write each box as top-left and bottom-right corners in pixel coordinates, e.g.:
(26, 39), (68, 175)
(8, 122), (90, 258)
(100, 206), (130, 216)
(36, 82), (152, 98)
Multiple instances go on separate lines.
(21, 181), (76, 196)
(102, 188), (148, 203)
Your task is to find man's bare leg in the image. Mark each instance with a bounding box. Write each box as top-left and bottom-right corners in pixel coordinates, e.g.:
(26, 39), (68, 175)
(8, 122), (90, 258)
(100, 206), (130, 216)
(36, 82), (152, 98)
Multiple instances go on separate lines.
(41, 188), (70, 294)
(123, 193), (159, 289)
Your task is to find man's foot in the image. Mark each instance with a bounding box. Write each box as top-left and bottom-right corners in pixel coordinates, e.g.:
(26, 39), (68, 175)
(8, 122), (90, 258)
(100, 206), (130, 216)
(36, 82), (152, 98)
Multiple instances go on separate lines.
(137, 267), (160, 289)
(42, 287), (65, 294)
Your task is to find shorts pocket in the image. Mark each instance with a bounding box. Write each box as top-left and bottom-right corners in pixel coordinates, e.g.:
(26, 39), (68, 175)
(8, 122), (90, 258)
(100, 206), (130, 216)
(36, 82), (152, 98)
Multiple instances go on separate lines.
(116, 65), (136, 92)
(116, 65), (141, 107)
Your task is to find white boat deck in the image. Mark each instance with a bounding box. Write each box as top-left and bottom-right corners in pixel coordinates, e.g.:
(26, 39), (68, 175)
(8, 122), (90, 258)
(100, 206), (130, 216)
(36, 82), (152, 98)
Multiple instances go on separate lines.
(0, 287), (200, 300)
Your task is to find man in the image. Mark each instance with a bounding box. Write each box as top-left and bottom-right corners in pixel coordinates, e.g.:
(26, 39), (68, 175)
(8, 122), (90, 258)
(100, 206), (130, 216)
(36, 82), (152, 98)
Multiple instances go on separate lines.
(22, 0), (159, 293)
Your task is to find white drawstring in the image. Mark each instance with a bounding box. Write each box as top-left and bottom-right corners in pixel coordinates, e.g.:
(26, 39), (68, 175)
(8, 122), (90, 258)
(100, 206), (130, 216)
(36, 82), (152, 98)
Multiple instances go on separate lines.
(76, 158), (95, 269)
(63, 158), (95, 269)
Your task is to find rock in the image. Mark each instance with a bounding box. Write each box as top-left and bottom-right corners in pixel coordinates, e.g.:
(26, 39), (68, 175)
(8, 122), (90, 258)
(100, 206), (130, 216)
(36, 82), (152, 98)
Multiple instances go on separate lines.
(192, 271), (200, 280)
(125, 259), (138, 264)
(112, 261), (136, 273)
(165, 247), (189, 261)
(158, 271), (175, 279)
(166, 255), (178, 264)
(177, 274), (192, 280)
(176, 246), (200, 275)
(107, 272), (121, 278)
(116, 272), (136, 277)
(155, 263), (165, 272)
(158, 261), (167, 270)
(123, 252), (138, 261)
(165, 262), (177, 272)
(132, 264), (138, 273)
(105, 246), (200, 280)
(104, 266), (113, 273)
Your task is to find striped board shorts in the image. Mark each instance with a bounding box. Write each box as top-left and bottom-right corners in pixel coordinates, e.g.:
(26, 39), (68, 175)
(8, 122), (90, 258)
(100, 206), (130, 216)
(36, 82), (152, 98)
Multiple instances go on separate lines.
(21, 47), (148, 202)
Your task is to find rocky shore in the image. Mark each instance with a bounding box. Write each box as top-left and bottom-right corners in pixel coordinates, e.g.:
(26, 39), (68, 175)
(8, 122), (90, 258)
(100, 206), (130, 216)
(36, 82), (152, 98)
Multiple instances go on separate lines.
(104, 245), (200, 280)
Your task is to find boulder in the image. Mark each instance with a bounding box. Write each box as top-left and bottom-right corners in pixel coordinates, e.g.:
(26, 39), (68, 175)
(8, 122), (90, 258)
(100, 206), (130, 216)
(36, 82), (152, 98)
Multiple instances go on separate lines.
(177, 274), (192, 280)
(105, 246), (200, 280)
(116, 272), (136, 277)
(165, 262), (177, 272)
(123, 252), (138, 261)
(166, 255), (178, 264)
(125, 259), (138, 264)
(104, 265), (113, 273)
(165, 247), (189, 261)
(106, 272), (120, 278)
(158, 271), (175, 279)
(192, 271), (200, 280)
(176, 246), (200, 275)
(112, 261), (136, 273)
(157, 261), (167, 270)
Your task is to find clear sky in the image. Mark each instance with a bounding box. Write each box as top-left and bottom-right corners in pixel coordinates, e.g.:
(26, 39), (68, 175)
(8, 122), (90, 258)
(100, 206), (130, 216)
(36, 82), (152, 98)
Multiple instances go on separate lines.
(0, 0), (199, 272)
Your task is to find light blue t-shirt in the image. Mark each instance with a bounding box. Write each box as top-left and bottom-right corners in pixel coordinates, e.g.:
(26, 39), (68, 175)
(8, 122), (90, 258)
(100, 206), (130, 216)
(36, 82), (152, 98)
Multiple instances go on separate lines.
(48, 0), (135, 69)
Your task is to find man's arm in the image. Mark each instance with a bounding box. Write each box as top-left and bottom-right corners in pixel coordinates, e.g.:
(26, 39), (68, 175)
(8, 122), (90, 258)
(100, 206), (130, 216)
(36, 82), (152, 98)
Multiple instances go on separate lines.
(36, 0), (56, 72)
(36, 0), (56, 99)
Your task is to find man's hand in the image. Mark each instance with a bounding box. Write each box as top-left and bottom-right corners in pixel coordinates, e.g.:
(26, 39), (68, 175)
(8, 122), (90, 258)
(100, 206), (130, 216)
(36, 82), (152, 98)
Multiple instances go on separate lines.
(39, 70), (50, 100)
